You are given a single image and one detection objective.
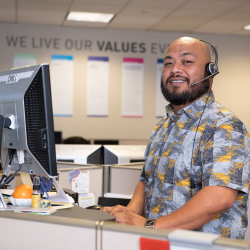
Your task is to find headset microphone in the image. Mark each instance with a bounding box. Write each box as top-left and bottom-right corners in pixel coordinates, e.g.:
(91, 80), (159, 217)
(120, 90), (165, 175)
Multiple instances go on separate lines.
(191, 71), (219, 86)
(191, 40), (219, 86)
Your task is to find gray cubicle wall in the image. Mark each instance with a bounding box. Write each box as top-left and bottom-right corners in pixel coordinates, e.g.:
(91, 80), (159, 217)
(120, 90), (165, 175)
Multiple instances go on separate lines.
(0, 209), (250, 250)
(57, 162), (103, 205)
(107, 163), (144, 195)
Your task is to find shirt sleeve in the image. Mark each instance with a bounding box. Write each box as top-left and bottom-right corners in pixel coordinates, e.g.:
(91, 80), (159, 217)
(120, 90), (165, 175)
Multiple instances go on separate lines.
(202, 117), (250, 194)
(139, 165), (148, 183)
(139, 143), (150, 183)
(140, 118), (167, 184)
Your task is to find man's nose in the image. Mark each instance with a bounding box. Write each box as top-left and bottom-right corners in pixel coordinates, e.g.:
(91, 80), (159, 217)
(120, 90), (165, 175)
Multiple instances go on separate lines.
(171, 62), (183, 75)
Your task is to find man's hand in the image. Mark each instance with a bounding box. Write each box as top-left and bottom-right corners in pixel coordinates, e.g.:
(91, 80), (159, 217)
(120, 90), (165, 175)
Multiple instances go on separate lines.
(101, 181), (146, 216)
(101, 205), (146, 226)
(114, 211), (146, 227)
(101, 205), (131, 215)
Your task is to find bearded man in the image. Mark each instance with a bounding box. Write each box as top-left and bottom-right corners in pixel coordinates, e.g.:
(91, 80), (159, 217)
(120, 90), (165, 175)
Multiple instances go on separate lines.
(102, 37), (250, 239)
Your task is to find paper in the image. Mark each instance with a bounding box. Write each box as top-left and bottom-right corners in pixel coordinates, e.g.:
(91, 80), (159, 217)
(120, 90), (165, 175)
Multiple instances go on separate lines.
(50, 55), (74, 116)
(1, 189), (14, 196)
(78, 193), (95, 208)
(87, 57), (109, 117)
(122, 58), (144, 118)
(13, 53), (37, 68)
(19, 172), (33, 187)
(70, 170), (89, 193)
(3, 206), (57, 215)
(156, 59), (169, 118)
(45, 192), (74, 204)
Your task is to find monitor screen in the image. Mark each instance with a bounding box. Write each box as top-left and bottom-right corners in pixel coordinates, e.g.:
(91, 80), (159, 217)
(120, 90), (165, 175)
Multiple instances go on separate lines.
(0, 64), (57, 177)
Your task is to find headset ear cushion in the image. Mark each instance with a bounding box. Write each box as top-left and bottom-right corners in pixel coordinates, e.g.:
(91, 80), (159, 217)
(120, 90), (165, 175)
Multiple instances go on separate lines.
(206, 62), (217, 75)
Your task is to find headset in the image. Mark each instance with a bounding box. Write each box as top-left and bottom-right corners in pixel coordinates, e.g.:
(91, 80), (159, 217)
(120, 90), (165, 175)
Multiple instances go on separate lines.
(191, 40), (219, 86)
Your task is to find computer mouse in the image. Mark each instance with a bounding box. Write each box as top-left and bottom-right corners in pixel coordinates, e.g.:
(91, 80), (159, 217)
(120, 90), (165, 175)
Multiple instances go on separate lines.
(85, 205), (103, 210)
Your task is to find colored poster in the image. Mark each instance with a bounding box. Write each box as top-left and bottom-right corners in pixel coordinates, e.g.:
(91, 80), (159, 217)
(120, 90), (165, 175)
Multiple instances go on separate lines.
(156, 59), (169, 118)
(122, 58), (144, 118)
(87, 56), (109, 117)
(13, 53), (37, 68)
(50, 55), (73, 116)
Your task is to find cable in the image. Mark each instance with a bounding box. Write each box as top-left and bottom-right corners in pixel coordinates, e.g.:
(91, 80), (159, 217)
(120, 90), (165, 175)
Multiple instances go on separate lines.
(0, 164), (23, 189)
(0, 158), (12, 185)
(190, 86), (213, 190)
(0, 149), (16, 185)
(0, 175), (5, 186)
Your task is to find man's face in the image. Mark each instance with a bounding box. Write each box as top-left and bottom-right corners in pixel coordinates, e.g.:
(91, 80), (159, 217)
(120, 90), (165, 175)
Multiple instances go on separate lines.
(161, 40), (210, 106)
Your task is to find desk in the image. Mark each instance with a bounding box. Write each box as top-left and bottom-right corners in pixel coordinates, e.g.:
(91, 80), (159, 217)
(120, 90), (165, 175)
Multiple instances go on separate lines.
(0, 206), (250, 250)
(53, 205), (114, 221)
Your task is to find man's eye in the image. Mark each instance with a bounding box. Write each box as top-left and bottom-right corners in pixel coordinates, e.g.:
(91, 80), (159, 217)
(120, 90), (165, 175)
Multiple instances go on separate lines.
(184, 60), (192, 64)
(164, 62), (172, 66)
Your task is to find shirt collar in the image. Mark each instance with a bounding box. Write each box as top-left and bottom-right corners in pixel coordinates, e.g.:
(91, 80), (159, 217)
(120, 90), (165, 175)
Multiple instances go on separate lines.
(165, 91), (215, 121)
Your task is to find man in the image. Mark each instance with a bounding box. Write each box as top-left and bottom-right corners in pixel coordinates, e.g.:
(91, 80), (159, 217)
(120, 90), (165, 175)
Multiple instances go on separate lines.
(102, 37), (250, 239)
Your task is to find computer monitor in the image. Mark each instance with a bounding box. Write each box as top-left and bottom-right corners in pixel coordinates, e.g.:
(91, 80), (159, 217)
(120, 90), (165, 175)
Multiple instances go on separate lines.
(103, 145), (146, 164)
(56, 144), (103, 164)
(0, 64), (72, 207)
(0, 64), (57, 178)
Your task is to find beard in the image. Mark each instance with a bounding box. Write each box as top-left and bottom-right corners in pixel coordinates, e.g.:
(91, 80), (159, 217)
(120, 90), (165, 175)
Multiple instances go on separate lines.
(161, 72), (210, 106)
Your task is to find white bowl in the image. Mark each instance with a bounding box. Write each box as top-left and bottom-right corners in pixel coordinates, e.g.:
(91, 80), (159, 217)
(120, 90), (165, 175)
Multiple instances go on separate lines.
(9, 196), (32, 207)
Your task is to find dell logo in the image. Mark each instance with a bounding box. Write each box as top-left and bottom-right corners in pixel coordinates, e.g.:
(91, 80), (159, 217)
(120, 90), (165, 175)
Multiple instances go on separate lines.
(7, 74), (18, 84)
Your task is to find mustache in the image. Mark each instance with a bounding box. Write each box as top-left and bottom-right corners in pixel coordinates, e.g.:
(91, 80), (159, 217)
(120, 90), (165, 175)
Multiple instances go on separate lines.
(166, 75), (190, 84)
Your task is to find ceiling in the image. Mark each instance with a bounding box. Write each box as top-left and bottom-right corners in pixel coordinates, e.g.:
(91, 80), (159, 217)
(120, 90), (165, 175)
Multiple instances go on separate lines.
(1, 0), (250, 36)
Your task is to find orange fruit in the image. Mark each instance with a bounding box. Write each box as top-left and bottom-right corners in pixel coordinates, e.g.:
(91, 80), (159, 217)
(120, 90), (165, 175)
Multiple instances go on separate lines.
(13, 184), (33, 199)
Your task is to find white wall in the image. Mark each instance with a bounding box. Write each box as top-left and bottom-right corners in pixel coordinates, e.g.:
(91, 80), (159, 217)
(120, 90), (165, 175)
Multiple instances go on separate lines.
(0, 23), (250, 142)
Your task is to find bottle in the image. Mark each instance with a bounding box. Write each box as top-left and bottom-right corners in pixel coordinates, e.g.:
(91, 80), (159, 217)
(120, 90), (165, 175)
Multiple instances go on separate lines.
(31, 176), (41, 208)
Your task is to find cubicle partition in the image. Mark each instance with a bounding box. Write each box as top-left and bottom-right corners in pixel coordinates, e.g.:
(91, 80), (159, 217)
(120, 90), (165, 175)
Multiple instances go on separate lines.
(0, 209), (249, 250)
(4, 160), (250, 245)
(103, 162), (144, 196)
(57, 162), (103, 205)
(57, 162), (143, 203)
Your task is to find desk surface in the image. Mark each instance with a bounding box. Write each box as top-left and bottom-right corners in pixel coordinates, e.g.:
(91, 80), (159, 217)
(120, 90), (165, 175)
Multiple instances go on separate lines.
(54, 205), (115, 221)
(0, 205), (115, 230)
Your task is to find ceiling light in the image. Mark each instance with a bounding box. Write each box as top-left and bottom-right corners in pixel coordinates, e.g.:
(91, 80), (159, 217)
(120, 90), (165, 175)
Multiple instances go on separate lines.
(66, 11), (115, 23)
(243, 24), (250, 30)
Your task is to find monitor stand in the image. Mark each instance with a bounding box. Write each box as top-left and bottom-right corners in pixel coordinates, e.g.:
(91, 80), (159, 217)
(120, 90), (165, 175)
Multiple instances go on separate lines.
(0, 115), (11, 209)
(0, 115), (70, 205)
(0, 191), (7, 209)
